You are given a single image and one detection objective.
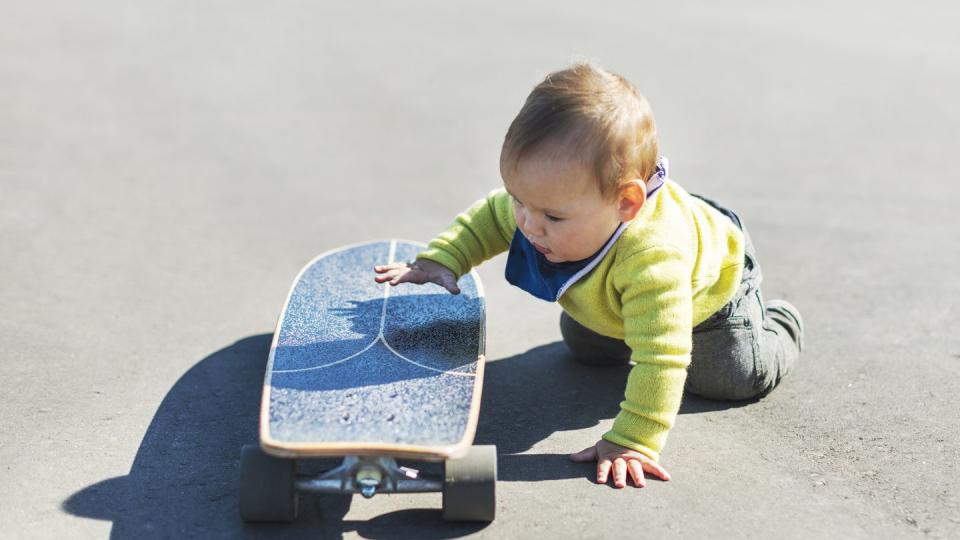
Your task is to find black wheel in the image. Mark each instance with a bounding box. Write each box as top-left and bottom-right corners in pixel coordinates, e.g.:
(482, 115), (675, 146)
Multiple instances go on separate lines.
(239, 444), (298, 522)
(442, 445), (497, 522)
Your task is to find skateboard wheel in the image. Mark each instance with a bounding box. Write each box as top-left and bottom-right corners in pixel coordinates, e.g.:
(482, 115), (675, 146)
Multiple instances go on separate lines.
(239, 444), (298, 522)
(442, 445), (497, 522)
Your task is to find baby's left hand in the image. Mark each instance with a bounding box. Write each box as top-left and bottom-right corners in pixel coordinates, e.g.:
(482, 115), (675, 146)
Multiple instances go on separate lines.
(570, 439), (671, 488)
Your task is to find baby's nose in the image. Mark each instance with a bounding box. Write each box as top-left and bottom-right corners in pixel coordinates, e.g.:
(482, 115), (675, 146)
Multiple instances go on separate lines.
(524, 216), (546, 237)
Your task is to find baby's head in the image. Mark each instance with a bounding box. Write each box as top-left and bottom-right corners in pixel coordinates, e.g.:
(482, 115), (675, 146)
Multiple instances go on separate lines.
(500, 63), (658, 263)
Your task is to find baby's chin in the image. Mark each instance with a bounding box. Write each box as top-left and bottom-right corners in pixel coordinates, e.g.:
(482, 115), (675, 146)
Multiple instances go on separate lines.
(545, 248), (600, 264)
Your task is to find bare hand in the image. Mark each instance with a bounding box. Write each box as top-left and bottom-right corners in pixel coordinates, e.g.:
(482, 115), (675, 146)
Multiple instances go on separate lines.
(373, 259), (461, 295)
(570, 439), (671, 488)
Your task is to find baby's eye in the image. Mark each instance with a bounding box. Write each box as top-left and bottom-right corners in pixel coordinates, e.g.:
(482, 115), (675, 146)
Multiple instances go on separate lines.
(546, 215), (563, 223)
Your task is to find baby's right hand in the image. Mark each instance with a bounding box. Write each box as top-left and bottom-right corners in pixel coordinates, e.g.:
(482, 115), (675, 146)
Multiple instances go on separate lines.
(374, 259), (461, 295)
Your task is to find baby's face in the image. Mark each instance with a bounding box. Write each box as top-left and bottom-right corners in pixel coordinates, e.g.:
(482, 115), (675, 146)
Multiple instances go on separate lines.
(501, 154), (624, 263)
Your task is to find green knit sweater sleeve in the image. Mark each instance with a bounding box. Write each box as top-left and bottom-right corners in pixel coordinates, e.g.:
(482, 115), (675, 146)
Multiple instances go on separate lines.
(602, 246), (693, 462)
(415, 189), (516, 278)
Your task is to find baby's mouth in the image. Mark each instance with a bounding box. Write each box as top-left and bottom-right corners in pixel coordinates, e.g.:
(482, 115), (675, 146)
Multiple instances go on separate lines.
(531, 241), (552, 255)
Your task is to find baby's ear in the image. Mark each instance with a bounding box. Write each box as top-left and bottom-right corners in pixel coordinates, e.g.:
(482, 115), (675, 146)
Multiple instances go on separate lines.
(617, 179), (646, 221)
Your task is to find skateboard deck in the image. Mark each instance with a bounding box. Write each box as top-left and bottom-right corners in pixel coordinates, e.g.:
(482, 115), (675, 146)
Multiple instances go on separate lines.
(260, 239), (486, 460)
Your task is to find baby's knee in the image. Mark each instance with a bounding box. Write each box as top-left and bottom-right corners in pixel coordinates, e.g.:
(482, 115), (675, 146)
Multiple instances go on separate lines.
(685, 352), (778, 401)
(559, 312), (631, 367)
(684, 373), (774, 401)
(569, 350), (632, 368)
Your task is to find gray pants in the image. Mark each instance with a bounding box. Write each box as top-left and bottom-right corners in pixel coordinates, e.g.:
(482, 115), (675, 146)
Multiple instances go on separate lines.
(560, 196), (801, 401)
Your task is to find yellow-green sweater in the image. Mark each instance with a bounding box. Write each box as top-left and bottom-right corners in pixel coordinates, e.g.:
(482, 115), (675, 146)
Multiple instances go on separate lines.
(417, 180), (745, 461)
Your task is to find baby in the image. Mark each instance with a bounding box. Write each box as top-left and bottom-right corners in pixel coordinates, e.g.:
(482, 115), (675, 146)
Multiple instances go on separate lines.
(374, 63), (804, 489)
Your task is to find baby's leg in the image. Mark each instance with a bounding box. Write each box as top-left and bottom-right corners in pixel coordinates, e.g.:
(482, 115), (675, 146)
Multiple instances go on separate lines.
(685, 231), (804, 401)
(560, 312), (632, 367)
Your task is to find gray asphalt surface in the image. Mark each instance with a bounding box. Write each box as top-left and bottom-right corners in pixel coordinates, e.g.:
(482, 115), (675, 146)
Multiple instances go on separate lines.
(2, 1), (959, 538)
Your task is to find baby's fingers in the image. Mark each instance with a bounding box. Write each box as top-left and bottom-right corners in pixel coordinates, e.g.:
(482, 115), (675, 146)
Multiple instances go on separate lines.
(373, 264), (423, 286)
(628, 460), (647, 488)
(374, 263), (407, 274)
(612, 458), (628, 488)
(435, 273), (461, 295)
(641, 459), (671, 482)
(373, 267), (405, 283)
(596, 459), (612, 484)
(569, 445), (598, 462)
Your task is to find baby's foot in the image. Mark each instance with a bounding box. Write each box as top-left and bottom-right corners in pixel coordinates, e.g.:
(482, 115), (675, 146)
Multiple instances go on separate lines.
(765, 299), (804, 352)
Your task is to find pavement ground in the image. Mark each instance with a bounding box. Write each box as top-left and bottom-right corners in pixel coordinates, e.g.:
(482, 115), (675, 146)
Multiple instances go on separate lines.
(2, 1), (959, 539)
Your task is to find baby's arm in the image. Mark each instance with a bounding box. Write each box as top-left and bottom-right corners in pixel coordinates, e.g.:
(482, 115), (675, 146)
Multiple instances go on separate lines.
(373, 189), (516, 291)
(572, 246), (693, 488)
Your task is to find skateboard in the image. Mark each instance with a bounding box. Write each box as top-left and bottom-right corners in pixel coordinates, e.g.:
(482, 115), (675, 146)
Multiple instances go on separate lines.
(239, 239), (496, 522)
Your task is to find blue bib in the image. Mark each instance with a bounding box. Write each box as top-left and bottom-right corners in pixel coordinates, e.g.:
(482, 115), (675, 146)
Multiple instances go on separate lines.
(505, 223), (627, 301)
(503, 156), (669, 302)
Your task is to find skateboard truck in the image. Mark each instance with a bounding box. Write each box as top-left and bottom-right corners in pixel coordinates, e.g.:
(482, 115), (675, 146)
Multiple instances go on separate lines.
(296, 456), (442, 499)
(355, 463), (382, 498)
(240, 444), (496, 522)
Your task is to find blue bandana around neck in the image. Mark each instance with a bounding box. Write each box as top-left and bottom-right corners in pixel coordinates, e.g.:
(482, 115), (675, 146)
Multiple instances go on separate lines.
(503, 156), (669, 302)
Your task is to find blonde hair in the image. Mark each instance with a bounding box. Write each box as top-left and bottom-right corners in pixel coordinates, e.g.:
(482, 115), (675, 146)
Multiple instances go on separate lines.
(500, 63), (659, 201)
